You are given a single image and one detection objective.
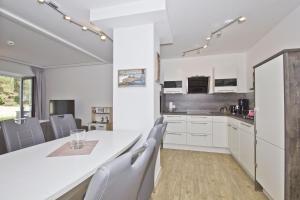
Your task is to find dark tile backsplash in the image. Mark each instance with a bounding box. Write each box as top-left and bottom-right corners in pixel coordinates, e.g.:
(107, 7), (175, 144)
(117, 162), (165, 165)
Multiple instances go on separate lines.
(163, 92), (254, 113)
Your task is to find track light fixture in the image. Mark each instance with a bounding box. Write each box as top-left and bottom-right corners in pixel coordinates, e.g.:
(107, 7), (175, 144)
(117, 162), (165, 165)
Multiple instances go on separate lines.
(183, 16), (246, 56)
(63, 15), (71, 21)
(36, 0), (111, 41)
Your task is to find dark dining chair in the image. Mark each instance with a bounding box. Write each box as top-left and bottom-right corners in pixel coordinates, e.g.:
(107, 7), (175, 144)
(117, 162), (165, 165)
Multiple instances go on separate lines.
(0, 118), (45, 152)
(84, 138), (156, 200)
(50, 114), (77, 139)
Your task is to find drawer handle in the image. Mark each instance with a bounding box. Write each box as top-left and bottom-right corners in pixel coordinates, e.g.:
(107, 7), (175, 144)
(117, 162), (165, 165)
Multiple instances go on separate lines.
(167, 132), (182, 136)
(191, 133), (208, 136)
(192, 116), (208, 119)
(241, 123), (252, 128)
(232, 127), (238, 130)
(168, 121), (184, 124)
(191, 122), (208, 124)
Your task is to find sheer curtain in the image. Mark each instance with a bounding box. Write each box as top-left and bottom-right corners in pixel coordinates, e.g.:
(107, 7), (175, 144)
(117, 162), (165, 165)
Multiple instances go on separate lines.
(31, 67), (46, 120)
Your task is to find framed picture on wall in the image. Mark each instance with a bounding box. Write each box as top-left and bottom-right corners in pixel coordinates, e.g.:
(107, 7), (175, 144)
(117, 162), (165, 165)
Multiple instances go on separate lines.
(155, 53), (161, 82)
(118, 68), (146, 87)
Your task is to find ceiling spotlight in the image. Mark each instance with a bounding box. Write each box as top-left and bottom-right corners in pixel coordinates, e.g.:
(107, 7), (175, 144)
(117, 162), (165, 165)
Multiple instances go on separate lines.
(7, 40), (15, 46)
(37, 0), (45, 4)
(82, 26), (88, 31)
(203, 45), (208, 49)
(238, 16), (247, 23)
(206, 36), (211, 41)
(64, 15), (71, 21)
(100, 34), (107, 41)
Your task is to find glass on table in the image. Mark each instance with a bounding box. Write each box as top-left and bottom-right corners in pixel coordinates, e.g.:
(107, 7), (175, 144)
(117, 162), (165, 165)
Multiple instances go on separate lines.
(70, 129), (86, 149)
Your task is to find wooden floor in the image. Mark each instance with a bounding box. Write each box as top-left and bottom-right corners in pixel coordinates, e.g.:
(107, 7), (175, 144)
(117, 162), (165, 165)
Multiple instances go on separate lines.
(152, 149), (268, 200)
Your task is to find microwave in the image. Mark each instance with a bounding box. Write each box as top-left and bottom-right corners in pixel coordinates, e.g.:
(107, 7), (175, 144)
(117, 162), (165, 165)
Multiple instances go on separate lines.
(163, 81), (183, 93)
(187, 76), (209, 94)
(214, 78), (237, 93)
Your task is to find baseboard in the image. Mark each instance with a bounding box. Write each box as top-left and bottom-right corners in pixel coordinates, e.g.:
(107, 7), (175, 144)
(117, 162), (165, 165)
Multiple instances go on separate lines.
(163, 143), (230, 154)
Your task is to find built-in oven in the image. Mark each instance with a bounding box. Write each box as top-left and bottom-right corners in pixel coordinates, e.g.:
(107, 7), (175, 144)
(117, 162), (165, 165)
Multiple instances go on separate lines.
(187, 76), (209, 94)
(163, 81), (183, 93)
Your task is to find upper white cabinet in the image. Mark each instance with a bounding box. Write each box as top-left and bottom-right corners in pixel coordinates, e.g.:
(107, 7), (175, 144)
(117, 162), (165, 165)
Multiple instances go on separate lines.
(161, 53), (250, 93)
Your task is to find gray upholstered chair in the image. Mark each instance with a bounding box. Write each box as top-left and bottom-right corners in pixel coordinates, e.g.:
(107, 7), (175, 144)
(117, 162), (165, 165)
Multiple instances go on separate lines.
(137, 123), (167, 200)
(84, 138), (156, 200)
(50, 114), (77, 139)
(154, 116), (164, 126)
(0, 118), (45, 152)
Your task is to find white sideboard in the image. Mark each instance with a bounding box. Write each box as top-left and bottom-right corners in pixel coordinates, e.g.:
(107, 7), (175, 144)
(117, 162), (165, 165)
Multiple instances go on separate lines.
(163, 114), (255, 178)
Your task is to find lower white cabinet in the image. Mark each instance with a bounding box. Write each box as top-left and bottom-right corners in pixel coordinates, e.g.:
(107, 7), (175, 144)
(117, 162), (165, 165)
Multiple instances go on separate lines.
(187, 133), (212, 147)
(164, 132), (186, 145)
(212, 122), (228, 148)
(164, 115), (187, 145)
(239, 125), (254, 177)
(231, 124), (240, 160)
(256, 138), (284, 200)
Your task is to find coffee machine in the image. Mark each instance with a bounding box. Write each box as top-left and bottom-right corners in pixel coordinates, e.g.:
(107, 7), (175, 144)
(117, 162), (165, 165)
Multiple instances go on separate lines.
(237, 99), (249, 115)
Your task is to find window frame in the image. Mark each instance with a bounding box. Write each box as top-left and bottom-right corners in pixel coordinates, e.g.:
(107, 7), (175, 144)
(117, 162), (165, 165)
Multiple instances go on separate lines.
(0, 73), (35, 120)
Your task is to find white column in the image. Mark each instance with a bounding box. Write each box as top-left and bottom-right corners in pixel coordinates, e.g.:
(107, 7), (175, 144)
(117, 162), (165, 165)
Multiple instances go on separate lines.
(113, 24), (160, 133)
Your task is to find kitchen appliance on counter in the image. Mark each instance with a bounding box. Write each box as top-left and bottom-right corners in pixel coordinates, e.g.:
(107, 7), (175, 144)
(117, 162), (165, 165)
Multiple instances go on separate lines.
(187, 76), (209, 94)
(237, 98), (249, 115)
(163, 81), (183, 94)
(229, 105), (238, 115)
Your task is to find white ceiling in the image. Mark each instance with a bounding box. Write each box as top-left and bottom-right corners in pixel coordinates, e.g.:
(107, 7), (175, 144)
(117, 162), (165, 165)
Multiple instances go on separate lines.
(0, 16), (103, 68)
(161, 0), (300, 58)
(1, 0), (300, 68)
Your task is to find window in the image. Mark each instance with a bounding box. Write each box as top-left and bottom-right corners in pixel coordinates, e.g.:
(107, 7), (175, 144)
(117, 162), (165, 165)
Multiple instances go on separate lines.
(0, 75), (34, 121)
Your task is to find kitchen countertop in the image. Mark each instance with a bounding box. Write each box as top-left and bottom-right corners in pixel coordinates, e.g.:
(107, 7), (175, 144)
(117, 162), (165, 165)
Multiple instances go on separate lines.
(162, 111), (254, 125)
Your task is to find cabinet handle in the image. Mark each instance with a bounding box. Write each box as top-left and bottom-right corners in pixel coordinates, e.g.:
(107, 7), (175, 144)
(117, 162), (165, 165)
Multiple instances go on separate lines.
(167, 132), (182, 136)
(191, 122), (209, 125)
(191, 133), (208, 136)
(241, 123), (252, 128)
(168, 121), (184, 124)
(192, 116), (208, 119)
(232, 127), (238, 130)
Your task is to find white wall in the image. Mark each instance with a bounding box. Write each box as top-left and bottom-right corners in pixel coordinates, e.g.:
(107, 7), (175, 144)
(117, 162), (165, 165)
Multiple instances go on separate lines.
(45, 64), (113, 125)
(0, 60), (34, 77)
(161, 53), (248, 92)
(246, 5), (300, 87)
(113, 24), (158, 133)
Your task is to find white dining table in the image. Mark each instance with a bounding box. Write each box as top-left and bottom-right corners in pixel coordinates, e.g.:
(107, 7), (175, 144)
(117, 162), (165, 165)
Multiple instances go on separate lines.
(0, 130), (142, 200)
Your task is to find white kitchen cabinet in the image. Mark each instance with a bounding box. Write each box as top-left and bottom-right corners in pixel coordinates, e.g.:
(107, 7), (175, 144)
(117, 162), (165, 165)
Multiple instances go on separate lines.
(212, 122), (228, 148)
(256, 138), (284, 200)
(255, 54), (286, 200)
(239, 122), (254, 177)
(231, 124), (239, 160)
(187, 133), (212, 147)
(164, 132), (187, 145)
(164, 115), (187, 145)
(188, 121), (212, 134)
